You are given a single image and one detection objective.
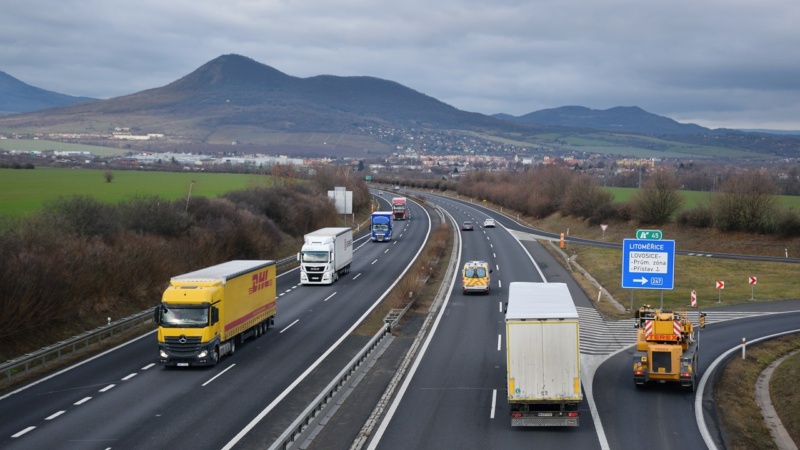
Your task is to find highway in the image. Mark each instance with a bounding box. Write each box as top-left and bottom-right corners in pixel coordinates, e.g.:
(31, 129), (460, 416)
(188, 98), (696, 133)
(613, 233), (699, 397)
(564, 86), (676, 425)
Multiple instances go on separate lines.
(360, 191), (800, 450)
(2, 189), (798, 450)
(367, 195), (604, 449)
(0, 196), (432, 450)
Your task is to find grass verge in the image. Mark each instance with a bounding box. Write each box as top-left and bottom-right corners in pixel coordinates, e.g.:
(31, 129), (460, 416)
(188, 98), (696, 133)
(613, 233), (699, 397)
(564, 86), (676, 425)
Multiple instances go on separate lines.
(716, 334), (800, 450)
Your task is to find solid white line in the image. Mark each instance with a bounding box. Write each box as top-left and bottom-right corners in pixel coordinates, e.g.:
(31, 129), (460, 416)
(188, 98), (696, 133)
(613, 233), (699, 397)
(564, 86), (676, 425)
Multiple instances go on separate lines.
(99, 384), (115, 392)
(12, 426), (36, 438)
(497, 334), (502, 351)
(141, 363), (156, 370)
(223, 201), (434, 450)
(353, 273), (362, 280)
(45, 411), (66, 420)
(74, 397), (92, 405)
(121, 373), (137, 381)
(324, 292), (337, 302)
(203, 364), (236, 387)
(490, 389), (497, 419)
(280, 319), (299, 333)
(367, 209), (460, 450)
(696, 328), (800, 450)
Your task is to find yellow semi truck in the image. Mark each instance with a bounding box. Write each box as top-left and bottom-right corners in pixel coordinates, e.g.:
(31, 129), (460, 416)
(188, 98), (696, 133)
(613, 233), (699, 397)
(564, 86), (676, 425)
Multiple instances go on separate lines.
(632, 306), (701, 390)
(155, 260), (277, 367)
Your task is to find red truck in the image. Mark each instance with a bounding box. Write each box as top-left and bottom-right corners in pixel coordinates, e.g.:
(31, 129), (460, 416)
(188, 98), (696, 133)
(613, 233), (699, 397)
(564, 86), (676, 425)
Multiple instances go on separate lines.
(392, 197), (408, 220)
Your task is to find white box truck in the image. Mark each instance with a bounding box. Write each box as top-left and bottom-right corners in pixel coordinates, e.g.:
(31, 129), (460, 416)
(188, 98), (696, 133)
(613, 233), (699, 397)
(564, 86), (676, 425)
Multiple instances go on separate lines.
(298, 227), (353, 285)
(505, 282), (582, 426)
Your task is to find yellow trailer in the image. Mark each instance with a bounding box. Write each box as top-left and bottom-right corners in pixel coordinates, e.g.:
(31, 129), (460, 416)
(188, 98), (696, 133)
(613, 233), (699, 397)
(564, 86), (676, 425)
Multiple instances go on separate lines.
(155, 260), (277, 367)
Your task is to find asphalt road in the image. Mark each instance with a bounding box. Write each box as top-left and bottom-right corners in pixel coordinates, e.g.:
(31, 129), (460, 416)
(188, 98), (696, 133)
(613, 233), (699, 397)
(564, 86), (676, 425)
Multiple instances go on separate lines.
(0, 197), (432, 450)
(313, 191), (800, 450)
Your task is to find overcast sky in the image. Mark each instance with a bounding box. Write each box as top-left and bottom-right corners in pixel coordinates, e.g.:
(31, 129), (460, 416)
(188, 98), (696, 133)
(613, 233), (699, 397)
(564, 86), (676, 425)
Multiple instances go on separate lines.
(3, 0), (800, 130)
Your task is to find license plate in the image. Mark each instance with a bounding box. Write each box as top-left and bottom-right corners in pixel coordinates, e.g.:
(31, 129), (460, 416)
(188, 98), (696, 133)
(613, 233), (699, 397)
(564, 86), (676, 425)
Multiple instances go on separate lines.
(538, 413), (553, 417)
(177, 363), (189, 367)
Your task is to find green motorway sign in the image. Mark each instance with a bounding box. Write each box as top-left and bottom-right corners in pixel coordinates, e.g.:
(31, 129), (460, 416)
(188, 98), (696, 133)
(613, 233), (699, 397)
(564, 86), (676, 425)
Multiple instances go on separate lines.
(636, 229), (663, 240)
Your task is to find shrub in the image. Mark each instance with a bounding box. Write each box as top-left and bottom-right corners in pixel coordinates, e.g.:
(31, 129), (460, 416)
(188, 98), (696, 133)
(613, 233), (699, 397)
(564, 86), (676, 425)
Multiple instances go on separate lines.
(772, 208), (800, 238)
(677, 204), (714, 228)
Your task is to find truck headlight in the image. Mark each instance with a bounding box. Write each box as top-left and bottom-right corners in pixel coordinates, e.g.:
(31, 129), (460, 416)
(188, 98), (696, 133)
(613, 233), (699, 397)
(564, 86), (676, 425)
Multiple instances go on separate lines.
(159, 350), (168, 358)
(197, 350), (208, 358)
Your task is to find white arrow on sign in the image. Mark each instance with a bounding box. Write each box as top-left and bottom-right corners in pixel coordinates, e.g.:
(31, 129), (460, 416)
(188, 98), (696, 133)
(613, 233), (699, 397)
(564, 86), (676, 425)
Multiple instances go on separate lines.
(633, 277), (649, 285)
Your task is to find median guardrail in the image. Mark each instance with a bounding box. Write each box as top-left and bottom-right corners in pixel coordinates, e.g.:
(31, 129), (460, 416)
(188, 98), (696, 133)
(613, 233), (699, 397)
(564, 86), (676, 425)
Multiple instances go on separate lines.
(0, 255), (298, 385)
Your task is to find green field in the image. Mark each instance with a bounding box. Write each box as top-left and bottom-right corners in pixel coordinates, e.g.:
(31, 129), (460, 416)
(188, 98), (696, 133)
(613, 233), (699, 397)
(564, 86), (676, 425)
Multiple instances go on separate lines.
(605, 187), (800, 210)
(0, 139), (129, 157)
(0, 167), (273, 216)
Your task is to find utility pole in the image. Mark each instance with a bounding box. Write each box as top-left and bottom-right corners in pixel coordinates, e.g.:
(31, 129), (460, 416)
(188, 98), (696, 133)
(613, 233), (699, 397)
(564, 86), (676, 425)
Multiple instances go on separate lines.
(185, 180), (195, 212)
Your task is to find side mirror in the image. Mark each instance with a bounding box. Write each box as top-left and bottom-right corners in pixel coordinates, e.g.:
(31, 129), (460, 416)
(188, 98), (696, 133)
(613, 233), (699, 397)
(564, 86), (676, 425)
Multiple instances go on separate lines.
(296, 253), (301, 262)
(153, 306), (161, 324)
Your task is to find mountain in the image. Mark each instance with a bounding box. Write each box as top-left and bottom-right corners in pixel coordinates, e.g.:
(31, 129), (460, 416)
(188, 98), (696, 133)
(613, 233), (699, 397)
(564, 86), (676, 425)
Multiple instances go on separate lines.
(495, 105), (711, 135)
(0, 70), (96, 115)
(0, 54), (520, 137)
(1, 55), (798, 158)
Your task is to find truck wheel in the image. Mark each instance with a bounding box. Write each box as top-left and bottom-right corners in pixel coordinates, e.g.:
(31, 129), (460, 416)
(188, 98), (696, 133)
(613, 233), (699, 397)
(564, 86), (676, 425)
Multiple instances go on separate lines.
(229, 340), (236, 356)
(212, 348), (219, 365)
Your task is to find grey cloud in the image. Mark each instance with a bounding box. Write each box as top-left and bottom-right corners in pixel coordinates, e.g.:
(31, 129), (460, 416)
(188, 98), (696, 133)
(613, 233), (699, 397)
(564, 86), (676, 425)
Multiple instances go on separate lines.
(2, 0), (799, 129)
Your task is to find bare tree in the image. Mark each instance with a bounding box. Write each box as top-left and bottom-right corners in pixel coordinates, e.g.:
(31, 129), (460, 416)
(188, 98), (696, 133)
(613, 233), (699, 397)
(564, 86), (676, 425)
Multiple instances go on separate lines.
(561, 174), (613, 218)
(713, 170), (777, 232)
(631, 171), (684, 225)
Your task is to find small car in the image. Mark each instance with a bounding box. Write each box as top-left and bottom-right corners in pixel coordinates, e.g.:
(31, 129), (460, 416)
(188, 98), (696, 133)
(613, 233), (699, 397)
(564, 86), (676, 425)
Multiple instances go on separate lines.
(483, 218), (496, 228)
(462, 221), (474, 231)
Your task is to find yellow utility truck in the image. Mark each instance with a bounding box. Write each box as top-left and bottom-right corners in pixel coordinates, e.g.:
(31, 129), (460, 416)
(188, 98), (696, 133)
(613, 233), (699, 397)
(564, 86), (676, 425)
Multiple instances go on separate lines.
(155, 260), (277, 367)
(632, 306), (700, 390)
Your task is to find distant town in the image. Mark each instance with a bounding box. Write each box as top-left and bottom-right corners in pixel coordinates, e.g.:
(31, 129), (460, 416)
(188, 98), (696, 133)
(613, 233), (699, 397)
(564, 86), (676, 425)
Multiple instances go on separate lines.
(2, 125), (799, 194)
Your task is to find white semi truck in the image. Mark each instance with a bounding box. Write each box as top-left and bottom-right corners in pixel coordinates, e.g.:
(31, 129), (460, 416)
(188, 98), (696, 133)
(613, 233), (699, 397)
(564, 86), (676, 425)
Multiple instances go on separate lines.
(298, 227), (353, 285)
(505, 282), (582, 426)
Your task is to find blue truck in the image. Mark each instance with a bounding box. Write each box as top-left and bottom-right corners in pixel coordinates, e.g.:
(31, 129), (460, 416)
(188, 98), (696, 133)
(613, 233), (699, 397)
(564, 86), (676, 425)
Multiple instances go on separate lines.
(371, 211), (393, 242)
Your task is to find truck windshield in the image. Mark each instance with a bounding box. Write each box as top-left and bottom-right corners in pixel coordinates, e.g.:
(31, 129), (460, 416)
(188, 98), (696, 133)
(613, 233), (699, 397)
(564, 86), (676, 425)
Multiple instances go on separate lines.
(302, 251), (329, 263)
(393, 205), (405, 212)
(373, 224), (388, 231)
(160, 306), (208, 327)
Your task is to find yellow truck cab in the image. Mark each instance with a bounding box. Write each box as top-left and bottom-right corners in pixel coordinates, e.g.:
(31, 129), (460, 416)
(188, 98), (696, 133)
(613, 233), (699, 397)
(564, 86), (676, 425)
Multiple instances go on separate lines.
(462, 260), (492, 294)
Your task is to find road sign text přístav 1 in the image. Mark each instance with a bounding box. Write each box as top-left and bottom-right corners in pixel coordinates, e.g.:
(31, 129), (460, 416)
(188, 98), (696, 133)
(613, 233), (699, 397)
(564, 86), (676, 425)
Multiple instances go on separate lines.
(621, 238), (675, 290)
